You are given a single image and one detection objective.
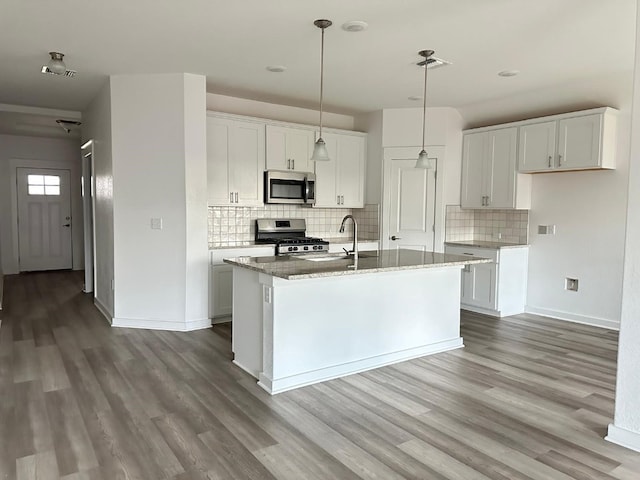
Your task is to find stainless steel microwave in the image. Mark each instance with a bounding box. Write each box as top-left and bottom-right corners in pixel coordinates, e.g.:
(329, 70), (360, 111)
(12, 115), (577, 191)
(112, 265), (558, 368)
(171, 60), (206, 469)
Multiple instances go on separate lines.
(264, 170), (316, 205)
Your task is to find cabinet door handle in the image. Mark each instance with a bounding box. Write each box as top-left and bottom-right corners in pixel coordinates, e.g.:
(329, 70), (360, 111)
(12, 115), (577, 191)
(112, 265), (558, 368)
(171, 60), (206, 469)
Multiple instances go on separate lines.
(558, 154), (563, 165)
(234, 192), (238, 203)
(390, 235), (401, 241)
(548, 155), (552, 168)
(486, 196), (490, 206)
(292, 159), (295, 170)
(287, 159), (291, 169)
(337, 195), (340, 205)
(230, 192), (234, 203)
(481, 195), (486, 206)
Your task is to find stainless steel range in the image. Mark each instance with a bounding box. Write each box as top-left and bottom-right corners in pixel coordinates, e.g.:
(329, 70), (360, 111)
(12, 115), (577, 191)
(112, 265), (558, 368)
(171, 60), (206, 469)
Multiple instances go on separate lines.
(255, 219), (329, 256)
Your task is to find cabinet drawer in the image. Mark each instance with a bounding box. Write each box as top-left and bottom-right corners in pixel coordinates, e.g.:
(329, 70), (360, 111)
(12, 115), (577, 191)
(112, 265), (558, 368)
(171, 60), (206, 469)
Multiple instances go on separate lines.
(445, 245), (498, 263)
(211, 246), (275, 265)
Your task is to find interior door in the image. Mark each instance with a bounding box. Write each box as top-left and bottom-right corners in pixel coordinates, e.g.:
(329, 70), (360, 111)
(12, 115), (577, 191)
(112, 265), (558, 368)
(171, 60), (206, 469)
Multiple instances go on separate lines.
(17, 168), (72, 271)
(387, 157), (436, 252)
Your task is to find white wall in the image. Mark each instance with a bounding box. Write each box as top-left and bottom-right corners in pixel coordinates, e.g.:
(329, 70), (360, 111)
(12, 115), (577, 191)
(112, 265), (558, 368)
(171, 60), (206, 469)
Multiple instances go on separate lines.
(82, 80), (115, 316)
(607, 0), (640, 452)
(206, 93), (355, 130)
(110, 73), (208, 330)
(0, 134), (83, 274)
(525, 109), (631, 329)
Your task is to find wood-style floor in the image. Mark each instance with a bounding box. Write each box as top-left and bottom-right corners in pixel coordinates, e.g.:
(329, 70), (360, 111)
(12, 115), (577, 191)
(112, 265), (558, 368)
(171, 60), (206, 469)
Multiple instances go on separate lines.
(1, 271), (639, 480)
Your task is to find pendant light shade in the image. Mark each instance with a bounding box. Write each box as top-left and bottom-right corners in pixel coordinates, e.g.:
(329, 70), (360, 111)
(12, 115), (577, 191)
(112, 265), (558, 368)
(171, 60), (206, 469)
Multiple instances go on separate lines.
(415, 49), (435, 169)
(48, 52), (67, 75)
(311, 137), (330, 161)
(311, 19), (332, 162)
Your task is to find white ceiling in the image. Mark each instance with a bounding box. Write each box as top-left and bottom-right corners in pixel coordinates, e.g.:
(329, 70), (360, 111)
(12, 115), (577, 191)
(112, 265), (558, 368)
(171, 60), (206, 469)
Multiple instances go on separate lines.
(0, 0), (636, 136)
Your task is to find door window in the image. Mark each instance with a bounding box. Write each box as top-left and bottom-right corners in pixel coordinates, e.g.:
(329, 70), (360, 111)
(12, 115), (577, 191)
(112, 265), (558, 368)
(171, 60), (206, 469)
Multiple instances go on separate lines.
(28, 174), (61, 196)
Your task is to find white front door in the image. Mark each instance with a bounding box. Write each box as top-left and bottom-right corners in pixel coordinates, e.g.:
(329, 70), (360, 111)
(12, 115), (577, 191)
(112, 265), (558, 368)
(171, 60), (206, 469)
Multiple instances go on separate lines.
(385, 154), (437, 252)
(17, 168), (73, 271)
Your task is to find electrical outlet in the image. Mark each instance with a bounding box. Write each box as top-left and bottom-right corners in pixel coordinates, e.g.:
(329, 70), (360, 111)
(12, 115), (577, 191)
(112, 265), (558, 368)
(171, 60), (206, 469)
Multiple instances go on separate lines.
(538, 225), (556, 235)
(565, 277), (579, 292)
(263, 286), (272, 303)
(151, 217), (163, 230)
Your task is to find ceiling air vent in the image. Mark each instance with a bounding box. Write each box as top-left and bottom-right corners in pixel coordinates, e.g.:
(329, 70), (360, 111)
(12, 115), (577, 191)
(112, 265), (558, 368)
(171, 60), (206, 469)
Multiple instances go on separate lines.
(419, 56), (452, 70)
(41, 66), (77, 77)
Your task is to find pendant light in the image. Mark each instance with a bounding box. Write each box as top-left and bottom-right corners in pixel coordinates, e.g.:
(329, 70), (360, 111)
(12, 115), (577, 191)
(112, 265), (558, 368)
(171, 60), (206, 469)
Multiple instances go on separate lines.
(311, 19), (332, 162)
(47, 52), (67, 75)
(415, 49), (435, 169)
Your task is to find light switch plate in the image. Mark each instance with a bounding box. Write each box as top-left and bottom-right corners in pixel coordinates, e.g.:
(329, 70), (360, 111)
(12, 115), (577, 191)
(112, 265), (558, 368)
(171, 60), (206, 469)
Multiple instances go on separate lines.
(151, 218), (163, 230)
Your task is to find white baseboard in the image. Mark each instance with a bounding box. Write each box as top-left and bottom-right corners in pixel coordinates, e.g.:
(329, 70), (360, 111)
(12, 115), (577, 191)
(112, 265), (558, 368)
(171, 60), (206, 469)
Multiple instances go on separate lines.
(93, 298), (113, 324)
(112, 316), (212, 332)
(461, 304), (527, 318)
(525, 305), (620, 330)
(606, 424), (640, 452)
(258, 337), (464, 395)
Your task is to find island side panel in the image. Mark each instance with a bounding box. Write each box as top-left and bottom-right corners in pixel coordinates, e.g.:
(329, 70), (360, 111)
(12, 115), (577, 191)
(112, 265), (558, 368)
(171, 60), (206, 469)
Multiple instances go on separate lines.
(231, 266), (263, 378)
(261, 265), (464, 394)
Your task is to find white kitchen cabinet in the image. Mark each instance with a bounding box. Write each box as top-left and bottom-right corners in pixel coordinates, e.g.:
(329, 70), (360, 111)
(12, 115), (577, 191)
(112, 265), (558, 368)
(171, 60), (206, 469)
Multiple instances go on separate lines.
(445, 244), (528, 317)
(207, 115), (264, 206)
(314, 132), (366, 208)
(518, 108), (617, 173)
(210, 246), (274, 322)
(266, 125), (315, 173)
(461, 127), (531, 210)
(210, 265), (233, 318)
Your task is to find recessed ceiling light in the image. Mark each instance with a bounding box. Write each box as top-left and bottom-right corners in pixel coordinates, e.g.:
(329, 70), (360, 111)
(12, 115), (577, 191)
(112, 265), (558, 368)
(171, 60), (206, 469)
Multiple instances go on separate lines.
(266, 65), (287, 73)
(342, 21), (368, 32)
(498, 69), (520, 77)
(408, 96), (422, 101)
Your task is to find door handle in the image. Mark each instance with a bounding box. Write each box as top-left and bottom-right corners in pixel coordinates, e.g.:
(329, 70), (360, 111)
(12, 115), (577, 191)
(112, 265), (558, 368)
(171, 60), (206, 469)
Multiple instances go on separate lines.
(63, 224), (71, 227)
(390, 235), (401, 241)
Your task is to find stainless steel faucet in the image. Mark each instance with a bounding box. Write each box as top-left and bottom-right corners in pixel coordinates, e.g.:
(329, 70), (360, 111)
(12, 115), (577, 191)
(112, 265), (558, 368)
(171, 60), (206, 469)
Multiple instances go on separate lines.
(339, 215), (358, 258)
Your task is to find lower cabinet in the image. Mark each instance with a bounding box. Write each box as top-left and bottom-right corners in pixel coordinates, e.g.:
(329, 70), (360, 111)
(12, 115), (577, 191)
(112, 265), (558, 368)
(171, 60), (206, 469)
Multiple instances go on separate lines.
(210, 264), (233, 318)
(445, 244), (529, 317)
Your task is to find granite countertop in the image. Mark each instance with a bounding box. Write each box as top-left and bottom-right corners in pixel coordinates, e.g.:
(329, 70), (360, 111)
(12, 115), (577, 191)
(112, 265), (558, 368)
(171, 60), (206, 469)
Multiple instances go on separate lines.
(223, 248), (491, 280)
(209, 238), (380, 250)
(444, 240), (529, 249)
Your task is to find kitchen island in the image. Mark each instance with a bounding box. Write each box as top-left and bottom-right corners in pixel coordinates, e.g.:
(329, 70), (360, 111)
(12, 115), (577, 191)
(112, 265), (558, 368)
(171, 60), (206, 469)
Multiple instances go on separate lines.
(224, 249), (490, 394)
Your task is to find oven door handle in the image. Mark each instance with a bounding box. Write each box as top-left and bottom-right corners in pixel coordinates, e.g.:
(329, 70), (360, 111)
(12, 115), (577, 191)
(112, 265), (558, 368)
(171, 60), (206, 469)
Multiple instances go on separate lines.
(303, 177), (310, 203)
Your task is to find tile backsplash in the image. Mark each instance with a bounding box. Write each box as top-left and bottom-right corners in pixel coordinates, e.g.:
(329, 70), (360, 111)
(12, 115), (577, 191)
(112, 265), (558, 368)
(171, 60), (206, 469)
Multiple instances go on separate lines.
(208, 204), (380, 247)
(445, 205), (529, 244)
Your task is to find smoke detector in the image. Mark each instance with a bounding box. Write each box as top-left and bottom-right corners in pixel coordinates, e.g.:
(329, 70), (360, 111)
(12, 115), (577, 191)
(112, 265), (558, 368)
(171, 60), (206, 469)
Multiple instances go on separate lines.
(41, 52), (76, 77)
(56, 119), (82, 134)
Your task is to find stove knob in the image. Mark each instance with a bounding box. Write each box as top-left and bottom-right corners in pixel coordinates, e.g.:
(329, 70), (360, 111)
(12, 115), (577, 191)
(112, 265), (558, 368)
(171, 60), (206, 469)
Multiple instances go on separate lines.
(304, 246), (309, 250)
(293, 246), (298, 251)
(288, 247), (293, 252)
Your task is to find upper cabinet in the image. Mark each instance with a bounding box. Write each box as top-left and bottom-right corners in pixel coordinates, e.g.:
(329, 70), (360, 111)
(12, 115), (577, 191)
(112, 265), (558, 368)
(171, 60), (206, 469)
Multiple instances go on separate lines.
(461, 127), (531, 210)
(207, 115), (265, 206)
(265, 125), (315, 173)
(518, 108), (617, 173)
(314, 132), (366, 208)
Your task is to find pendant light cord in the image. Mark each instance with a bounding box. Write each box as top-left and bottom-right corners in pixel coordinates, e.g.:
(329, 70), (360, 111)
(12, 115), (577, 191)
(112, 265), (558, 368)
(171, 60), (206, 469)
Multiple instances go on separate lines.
(422, 56), (428, 151)
(319, 26), (325, 138)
